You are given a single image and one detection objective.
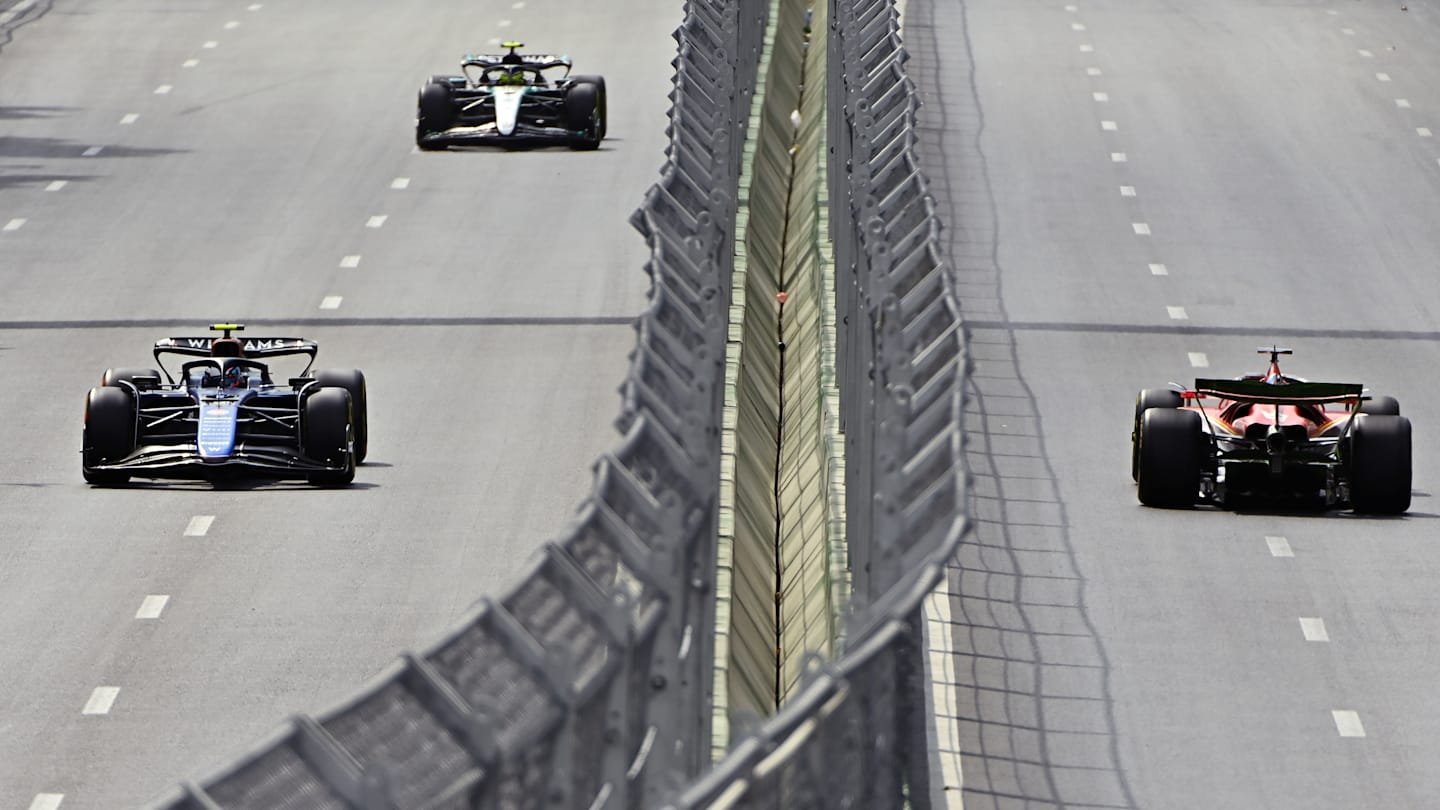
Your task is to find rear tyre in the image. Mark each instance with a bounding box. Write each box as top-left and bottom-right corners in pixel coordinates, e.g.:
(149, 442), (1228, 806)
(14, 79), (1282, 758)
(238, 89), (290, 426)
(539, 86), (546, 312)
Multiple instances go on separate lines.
(1136, 408), (1202, 508)
(417, 79), (456, 150)
(83, 386), (135, 485)
(1357, 396), (1400, 416)
(312, 368), (368, 463)
(1132, 388), (1183, 481)
(564, 80), (604, 150)
(570, 75), (607, 138)
(1349, 414), (1411, 514)
(304, 388), (354, 486)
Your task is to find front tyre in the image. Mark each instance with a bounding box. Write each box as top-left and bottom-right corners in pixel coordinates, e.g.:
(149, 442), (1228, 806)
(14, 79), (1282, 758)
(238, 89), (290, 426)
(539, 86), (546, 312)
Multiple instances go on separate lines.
(417, 79), (457, 151)
(83, 386), (135, 485)
(1136, 408), (1202, 508)
(1349, 414), (1411, 514)
(304, 388), (355, 487)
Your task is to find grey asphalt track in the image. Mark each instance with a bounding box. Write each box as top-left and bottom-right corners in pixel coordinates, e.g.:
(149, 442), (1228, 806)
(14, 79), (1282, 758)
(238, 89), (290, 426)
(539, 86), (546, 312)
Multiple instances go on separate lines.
(0, 0), (680, 805)
(907, 0), (1440, 807)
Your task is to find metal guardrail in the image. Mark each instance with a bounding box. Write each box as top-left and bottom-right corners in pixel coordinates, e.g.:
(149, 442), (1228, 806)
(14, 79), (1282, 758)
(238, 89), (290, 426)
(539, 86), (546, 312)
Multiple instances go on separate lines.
(662, 0), (972, 804)
(145, 1), (763, 807)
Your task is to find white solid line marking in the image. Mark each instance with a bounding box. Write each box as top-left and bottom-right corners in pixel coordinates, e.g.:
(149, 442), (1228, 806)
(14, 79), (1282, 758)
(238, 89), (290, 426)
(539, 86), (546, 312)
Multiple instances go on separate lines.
(154, 84), (173, 95)
(1149, 263), (1168, 275)
(4, 218), (26, 232)
(1080, 43), (1094, 53)
(1419, 128), (1433, 137)
(390, 177), (410, 190)
(1266, 535), (1293, 557)
(320, 296), (344, 310)
(136, 595), (170, 619)
(120, 113), (139, 125)
(1120, 185), (1136, 197)
(925, 584), (966, 799)
(1300, 617), (1330, 642)
(224, 20), (240, 29)
(1111, 151), (1128, 162)
(1188, 352), (1209, 368)
(1071, 22), (1086, 31)
(1087, 66), (1102, 76)
(1092, 91), (1109, 102)
(1166, 306), (1188, 320)
(203, 40), (218, 49)
(184, 515), (215, 537)
(340, 255), (362, 268)
(366, 215), (388, 228)
(46, 180), (66, 192)
(83, 686), (120, 715)
(29, 795), (64, 810)
(1333, 710), (1366, 737)
(1132, 222), (1151, 235)
(1358, 49), (1373, 58)
(1102, 120), (1118, 131)
(82, 146), (103, 157)
(183, 58), (199, 68)
(1376, 73), (1391, 82)
(1396, 99), (1411, 109)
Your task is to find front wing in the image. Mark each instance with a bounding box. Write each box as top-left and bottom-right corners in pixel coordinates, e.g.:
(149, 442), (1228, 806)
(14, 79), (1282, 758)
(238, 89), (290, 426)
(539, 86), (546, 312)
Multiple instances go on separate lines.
(85, 443), (346, 479)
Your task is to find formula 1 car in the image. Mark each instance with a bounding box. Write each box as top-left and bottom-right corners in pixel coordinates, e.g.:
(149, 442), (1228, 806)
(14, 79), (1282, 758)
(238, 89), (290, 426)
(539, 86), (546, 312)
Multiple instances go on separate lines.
(82, 324), (368, 487)
(416, 41), (606, 150)
(1131, 347), (1411, 513)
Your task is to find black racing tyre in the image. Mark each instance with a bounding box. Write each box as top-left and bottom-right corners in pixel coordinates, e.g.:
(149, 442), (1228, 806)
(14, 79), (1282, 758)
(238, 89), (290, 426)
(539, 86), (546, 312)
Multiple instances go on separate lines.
(1136, 408), (1202, 508)
(570, 74), (607, 138)
(1357, 396), (1400, 416)
(1132, 388), (1183, 481)
(102, 367), (163, 394)
(304, 388), (354, 487)
(564, 80), (604, 150)
(1349, 414), (1411, 514)
(311, 368), (368, 463)
(83, 386), (135, 485)
(417, 79), (456, 150)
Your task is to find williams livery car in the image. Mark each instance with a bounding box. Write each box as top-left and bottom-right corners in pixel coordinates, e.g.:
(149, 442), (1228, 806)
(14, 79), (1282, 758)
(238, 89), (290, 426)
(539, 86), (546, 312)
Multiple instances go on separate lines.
(416, 41), (606, 150)
(82, 325), (368, 487)
(1131, 347), (1411, 513)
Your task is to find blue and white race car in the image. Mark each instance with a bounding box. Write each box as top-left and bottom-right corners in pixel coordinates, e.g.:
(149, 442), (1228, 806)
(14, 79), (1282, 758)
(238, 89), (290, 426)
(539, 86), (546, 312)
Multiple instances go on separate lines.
(416, 41), (606, 150)
(82, 324), (367, 486)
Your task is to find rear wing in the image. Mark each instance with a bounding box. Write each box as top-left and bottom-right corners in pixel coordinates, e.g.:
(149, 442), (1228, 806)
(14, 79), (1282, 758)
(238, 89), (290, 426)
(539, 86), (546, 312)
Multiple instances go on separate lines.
(1190, 379), (1364, 406)
(153, 337), (318, 376)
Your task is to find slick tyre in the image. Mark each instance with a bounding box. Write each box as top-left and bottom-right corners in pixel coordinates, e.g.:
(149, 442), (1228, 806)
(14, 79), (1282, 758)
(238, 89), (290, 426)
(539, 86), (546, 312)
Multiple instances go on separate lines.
(1136, 408), (1202, 508)
(569, 75), (607, 138)
(417, 79), (456, 150)
(83, 386), (134, 485)
(1132, 388), (1183, 481)
(304, 388), (355, 487)
(102, 367), (163, 394)
(564, 79), (604, 150)
(1357, 396), (1400, 416)
(311, 368), (368, 463)
(1349, 414), (1411, 514)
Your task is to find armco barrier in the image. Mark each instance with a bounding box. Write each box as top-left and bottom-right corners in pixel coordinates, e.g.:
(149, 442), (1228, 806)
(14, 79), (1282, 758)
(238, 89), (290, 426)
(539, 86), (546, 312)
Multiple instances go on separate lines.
(145, 1), (763, 807)
(663, 0), (972, 805)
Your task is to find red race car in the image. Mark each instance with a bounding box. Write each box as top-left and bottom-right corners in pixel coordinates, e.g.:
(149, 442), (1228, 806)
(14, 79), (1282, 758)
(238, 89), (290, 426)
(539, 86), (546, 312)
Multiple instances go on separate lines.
(1131, 347), (1411, 513)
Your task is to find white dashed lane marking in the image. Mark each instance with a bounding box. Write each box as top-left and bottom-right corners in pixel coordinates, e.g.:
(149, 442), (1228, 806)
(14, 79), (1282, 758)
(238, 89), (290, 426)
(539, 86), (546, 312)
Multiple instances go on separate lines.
(366, 215), (388, 228)
(513, 0), (526, 7)
(1092, 91), (1109, 102)
(154, 84), (173, 95)
(1087, 66), (1102, 76)
(1080, 43), (1094, 53)
(390, 177), (410, 190)
(340, 255), (362, 268)
(203, 40), (218, 49)
(1419, 128), (1432, 137)
(1300, 617), (1330, 642)
(1120, 185), (1136, 197)
(1132, 222), (1151, 235)
(120, 113), (139, 125)
(46, 180), (66, 191)
(183, 515), (214, 537)
(1376, 73), (1391, 82)
(1064, 3), (1078, 10)
(1149, 263), (1168, 275)
(1358, 49), (1373, 58)
(136, 595), (170, 620)
(29, 795), (64, 810)
(82, 146), (103, 157)
(1396, 99), (1412, 109)
(1333, 710), (1366, 738)
(1110, 152), (1127, 163)
(82, 686), (120, 715)
(183, 58), (199, 68)
(319, 296), (344, 310)
(248, 3), (263, 9)
(224, 20), (240, 29)
(1266, 535), (1293, 557)
(1341, 27), (1355, 36)
(1102, 120), (1118, 131)
(3, 218), (25, 232)
(498, 19), (512, 27)
(1166, 306), (1188, 320)
(1188, 352), (1209, 368)
(1071, 22), (1086, 31)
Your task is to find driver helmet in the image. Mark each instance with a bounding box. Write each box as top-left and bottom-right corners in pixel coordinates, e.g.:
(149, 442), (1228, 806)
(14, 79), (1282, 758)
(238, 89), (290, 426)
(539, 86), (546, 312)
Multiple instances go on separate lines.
(222, 365), (248, 389)
(496, 68), (527, 86)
